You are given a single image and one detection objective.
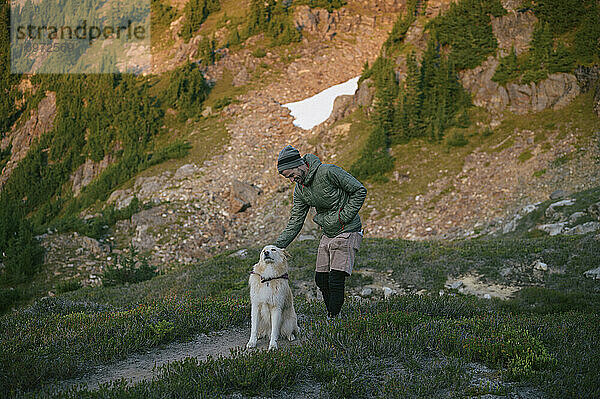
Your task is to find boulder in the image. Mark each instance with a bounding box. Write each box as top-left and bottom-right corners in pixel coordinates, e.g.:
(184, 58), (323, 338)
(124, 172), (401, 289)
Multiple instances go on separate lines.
(228, 180), (262, 213)
(329, 95), (354, 122)
(293, 5), (319, 33)
(537, 222), (568, 236)
(229, 249), (249, 259)
(531, 260), (548, 271)
(569, 212), (586, 224)
(322, 79), (376, 126)
(80, 235), (109, 256)
(293, 5), (339, 38)
(201, 106), (213, 118)
(232, 66), (249, 87)
(550, 189), (568, 200)
(502, 203), (539, 233)
(383, 286), (397, 299)
(545, 198), (576, 219)
(174, 163), (200, 180)
(460, 57), (509, 114)
(565, 222), (600, 236)
(583, 267), (600, 280)
(589, 202), (600, 221)
(575, 65), (600, 92)
(537, 73), (580, 111)
(107, 188), (136, 210)
(446, 281), (464, 290)
(136, 176), (166, 199)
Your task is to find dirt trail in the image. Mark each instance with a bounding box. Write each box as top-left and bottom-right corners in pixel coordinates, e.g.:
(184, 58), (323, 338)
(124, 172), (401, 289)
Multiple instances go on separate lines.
(52, 325), (301, 392)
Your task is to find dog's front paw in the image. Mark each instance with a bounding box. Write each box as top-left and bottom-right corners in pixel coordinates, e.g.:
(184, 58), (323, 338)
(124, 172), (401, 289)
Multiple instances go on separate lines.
(246, 339), (257, 349)
(288, 334), (296, 341)
(268, 341), (278, 350)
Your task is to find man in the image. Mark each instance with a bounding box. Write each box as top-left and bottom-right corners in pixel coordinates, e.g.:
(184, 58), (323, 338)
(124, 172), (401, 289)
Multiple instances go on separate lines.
(274, 145), (367, 318)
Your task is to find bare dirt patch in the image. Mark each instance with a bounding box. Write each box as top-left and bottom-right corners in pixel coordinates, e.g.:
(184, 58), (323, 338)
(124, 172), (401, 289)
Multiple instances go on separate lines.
(445, 273), (520, 299)
(50, 325), (302, 392)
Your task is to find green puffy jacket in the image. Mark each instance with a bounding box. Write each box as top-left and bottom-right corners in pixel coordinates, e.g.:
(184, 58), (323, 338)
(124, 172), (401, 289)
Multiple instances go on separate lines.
(274, 153), (367, 249)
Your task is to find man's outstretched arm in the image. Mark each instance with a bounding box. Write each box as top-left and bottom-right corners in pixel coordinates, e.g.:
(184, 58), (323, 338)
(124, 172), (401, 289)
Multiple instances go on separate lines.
(274, 187), (310, 248)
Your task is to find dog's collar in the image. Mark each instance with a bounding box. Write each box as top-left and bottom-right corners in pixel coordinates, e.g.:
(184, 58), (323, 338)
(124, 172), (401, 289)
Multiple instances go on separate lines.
(250, 271), (289, 284)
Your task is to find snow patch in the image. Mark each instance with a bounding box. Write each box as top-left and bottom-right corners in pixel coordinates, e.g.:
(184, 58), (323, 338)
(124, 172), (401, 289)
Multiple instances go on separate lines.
(282, 76), (360, 130)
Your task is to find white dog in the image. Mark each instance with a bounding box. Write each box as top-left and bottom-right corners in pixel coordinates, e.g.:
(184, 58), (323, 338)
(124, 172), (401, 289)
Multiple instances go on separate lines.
(246, 245), (299, 350)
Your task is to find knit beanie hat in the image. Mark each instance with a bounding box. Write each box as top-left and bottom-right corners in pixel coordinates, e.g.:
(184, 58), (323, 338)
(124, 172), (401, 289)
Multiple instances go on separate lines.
(277, 145), (304, 174)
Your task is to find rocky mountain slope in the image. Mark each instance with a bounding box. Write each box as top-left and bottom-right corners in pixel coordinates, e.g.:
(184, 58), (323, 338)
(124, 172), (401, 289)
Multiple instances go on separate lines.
(3, 0), (599, 291)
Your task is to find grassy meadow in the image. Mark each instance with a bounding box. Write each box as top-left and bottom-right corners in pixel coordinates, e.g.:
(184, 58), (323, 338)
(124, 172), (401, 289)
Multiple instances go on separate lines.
(1, 229), (599, 398)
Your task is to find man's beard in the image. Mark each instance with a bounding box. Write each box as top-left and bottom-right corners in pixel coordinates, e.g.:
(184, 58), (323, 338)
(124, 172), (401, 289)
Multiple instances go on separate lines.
(294, 169), (306, 184)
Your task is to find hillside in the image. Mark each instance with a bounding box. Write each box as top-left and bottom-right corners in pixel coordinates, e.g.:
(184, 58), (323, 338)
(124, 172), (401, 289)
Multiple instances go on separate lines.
(0, 0), (598, 310)
(1, 0), (600, 397)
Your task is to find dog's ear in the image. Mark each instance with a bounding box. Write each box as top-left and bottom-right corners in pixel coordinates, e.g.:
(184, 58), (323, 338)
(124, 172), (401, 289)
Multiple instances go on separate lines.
(282, 248), (291, 259)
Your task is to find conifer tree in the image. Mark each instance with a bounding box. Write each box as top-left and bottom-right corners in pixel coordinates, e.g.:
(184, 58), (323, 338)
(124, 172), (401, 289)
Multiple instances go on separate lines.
(574, 8), (600, 64)
(402, 52), (424, 139)
(227, 27), (241, 46)
(199, 35), (216, 64)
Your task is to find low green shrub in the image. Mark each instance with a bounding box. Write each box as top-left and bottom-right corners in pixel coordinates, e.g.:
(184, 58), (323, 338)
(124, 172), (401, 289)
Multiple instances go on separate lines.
(55, 279), (82, 294)
(294, 0), (347, 12)
(446, 131), (468, 147)
(102, 245), (158, 287)
(213, 96), (233, 110)
(503, 287), (600, 314)
(251, 47), (266, 58)
(0, 287), (23, 313)
(429, 314), (556, 380)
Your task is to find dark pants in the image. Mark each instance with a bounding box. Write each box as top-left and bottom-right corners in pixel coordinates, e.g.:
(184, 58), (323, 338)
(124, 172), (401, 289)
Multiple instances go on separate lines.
(315, 270), (347, 317)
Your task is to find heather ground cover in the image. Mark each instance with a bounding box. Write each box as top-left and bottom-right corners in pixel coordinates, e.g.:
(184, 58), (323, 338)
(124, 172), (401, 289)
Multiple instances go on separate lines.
(1, 232), (599, 398)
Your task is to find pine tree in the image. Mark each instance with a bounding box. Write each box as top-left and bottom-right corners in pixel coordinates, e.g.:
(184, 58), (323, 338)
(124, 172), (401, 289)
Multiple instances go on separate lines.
(227, 27), (241, 46)
(574, 8), (600, 64)
(0, 207), (43, 284)
(199, 35), (216, 64)
(402, 52), (424, 139)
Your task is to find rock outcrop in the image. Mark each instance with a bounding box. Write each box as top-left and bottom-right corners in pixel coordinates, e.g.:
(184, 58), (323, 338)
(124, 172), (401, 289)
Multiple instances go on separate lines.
(459, 57), (508, 114)
(321, 78), (375, 126)
(492, 10), (537, 57)
(458, 9), (581, 116)
(293, 6), (355, 39)
(506, 73), (580, 114)
(575, 65), (600, 117)
(424, 0), (457, 18)
(70, 154), (115, 197)
(460, 59), (580, 115)
(0, 91), (57, 188)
